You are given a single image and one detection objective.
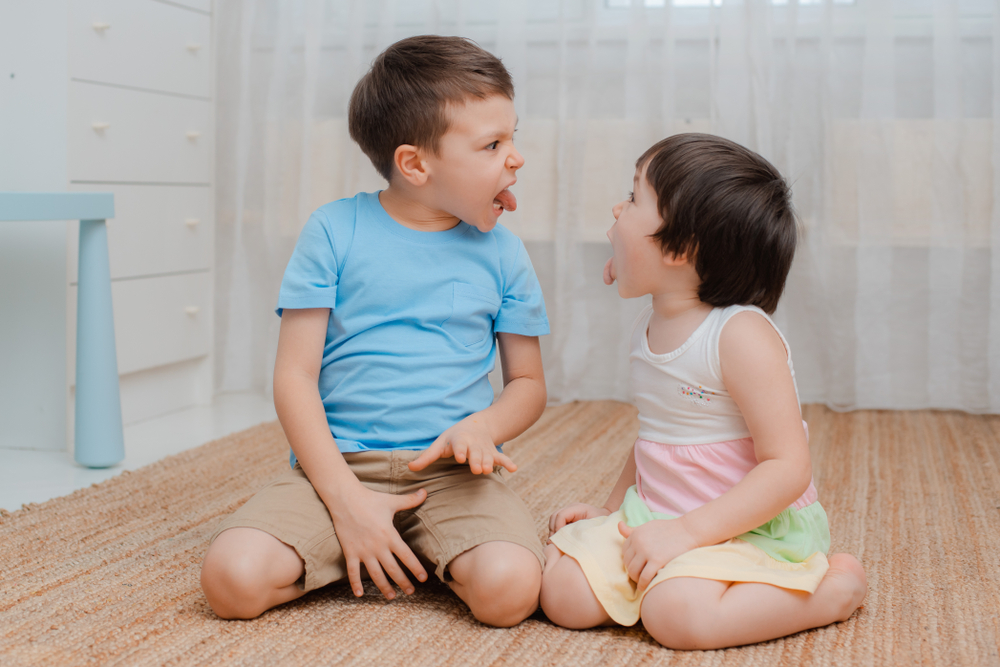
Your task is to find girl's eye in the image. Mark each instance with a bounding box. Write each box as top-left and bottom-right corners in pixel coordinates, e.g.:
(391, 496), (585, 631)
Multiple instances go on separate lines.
(487, 141), (499, 150)
(628, 191), (635, 202)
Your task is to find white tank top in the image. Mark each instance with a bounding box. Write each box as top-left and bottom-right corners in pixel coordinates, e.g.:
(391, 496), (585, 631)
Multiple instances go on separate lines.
(630, 303), (799, 446)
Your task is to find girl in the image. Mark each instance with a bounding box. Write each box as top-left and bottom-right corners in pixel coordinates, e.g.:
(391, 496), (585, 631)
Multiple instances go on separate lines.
(540, 134), (867, 650)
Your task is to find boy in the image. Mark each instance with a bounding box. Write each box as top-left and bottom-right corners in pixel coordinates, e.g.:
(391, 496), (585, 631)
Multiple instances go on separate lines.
(200, 35), (549, 628)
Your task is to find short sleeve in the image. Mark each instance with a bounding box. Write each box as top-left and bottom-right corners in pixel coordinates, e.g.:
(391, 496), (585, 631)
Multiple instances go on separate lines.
(494, 239), (550, 336)
(276, 211), (339, 316)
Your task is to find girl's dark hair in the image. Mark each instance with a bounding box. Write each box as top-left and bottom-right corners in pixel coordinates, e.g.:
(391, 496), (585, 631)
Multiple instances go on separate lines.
(638, 133), (797, 314)
(349, 35), (514, 181)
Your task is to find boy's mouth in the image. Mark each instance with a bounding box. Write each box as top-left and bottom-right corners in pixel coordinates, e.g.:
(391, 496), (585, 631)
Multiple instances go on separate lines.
(493, 189), (517, 214)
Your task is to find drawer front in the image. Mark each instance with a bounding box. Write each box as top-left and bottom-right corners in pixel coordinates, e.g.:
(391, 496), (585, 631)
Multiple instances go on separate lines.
(170, 0), (212, 13)
(68, 184), (212, 279)
(68, 271), (211, 380)
(70, 0), (212, 98)
(68, 81), (212, 183)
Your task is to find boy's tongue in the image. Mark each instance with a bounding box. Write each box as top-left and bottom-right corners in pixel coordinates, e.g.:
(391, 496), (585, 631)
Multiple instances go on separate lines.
(494, 189), (517, 212)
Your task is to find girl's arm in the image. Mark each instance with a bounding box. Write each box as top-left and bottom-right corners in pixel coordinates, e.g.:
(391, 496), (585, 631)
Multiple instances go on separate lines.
(680, 311), (813, 543)
(620, 311), (813, 588)
(549, 444), (636, 535)
(603, 443), (637, 512)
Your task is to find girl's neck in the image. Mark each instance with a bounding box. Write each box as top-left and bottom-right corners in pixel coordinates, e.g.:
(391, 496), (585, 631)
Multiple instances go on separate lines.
(646, 291), (713, 355)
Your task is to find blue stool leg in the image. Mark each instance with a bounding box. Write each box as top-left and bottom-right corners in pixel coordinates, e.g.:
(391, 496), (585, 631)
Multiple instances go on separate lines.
(74, 218), (124, 468)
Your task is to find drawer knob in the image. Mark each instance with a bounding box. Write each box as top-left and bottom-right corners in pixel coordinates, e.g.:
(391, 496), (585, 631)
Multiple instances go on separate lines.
(91, 122), (110, 132)
(184, 218), (201, 228)
(186, 43), (202, 53)
(186, 131), (201, 140)
(185, 306), (200, 316)
(92, 22), (111, 32)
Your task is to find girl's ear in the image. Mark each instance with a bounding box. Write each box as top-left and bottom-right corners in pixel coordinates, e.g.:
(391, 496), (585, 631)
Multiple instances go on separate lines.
(662, 249), (692, 267)
(393, 144), (429, 186)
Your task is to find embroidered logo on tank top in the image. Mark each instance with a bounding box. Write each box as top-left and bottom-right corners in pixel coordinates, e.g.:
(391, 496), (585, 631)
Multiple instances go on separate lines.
(678, 384), (716, 406)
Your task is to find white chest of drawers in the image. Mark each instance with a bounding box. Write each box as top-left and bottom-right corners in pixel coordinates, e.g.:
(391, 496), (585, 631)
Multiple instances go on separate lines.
(65, 0), (216, 432)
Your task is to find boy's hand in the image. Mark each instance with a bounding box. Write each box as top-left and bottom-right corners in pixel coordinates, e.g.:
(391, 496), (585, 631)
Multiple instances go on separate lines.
(618, 519), (699, 592)
(408, 414), (517, 475)
(327, 485), (429, 599)
(548, 503), (611, 535)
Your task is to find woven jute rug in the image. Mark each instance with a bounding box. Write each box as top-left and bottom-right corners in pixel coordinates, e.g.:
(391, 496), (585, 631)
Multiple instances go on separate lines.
(2, 401), (999, 666)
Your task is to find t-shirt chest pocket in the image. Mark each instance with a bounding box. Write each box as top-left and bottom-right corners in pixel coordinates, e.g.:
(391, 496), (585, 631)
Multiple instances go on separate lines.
(443, 282), (501, 346)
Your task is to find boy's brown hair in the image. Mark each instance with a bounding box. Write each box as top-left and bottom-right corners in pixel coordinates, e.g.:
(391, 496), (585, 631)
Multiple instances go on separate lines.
(638, 133), (797, 314)
(349, 35), (514, 181)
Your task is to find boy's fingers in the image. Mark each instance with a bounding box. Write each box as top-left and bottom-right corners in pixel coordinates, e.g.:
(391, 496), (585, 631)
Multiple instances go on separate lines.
(467, 447), (483, 474)
(364, 557), (396, 599)
(617, 521), (632, 538)
(379, 551), (414, 595)
(346, 558), (364, 597)
(392, 539), (428, 584)
(408, 444), (441, 471)
(394, 488), (427, 512)
(496, 452), (517, 473)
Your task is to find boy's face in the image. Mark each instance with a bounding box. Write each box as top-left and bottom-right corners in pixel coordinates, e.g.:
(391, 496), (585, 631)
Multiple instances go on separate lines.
(424, 94), (523, 233)
(606, 164), (669, 298)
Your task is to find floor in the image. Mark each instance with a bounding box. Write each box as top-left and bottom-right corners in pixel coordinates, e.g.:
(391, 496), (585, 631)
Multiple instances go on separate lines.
(0, 392), (277, 513)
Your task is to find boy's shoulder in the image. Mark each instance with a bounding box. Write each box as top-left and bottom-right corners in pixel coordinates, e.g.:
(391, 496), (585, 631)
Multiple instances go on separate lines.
(309, 191), (376, 228)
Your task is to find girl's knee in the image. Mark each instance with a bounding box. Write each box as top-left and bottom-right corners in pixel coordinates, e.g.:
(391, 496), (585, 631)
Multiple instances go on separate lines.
(539, 552), (609, 629)
(640, 583), (716, 650)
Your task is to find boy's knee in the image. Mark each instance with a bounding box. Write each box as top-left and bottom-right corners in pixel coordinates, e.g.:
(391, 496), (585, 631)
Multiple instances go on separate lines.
(201, 546), (268, 619)
(201, 530), (295, 620)
(454, 543), (541, 627)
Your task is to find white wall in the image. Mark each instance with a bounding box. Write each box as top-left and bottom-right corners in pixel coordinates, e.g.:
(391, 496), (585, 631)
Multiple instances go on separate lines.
(0, 0), (70, 450)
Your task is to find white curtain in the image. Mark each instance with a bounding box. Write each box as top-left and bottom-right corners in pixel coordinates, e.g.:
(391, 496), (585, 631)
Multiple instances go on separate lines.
(214, 0), (1000, 413)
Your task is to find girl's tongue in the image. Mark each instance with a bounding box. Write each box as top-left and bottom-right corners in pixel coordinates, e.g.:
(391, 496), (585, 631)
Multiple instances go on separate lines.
(493, 189), (517, 212)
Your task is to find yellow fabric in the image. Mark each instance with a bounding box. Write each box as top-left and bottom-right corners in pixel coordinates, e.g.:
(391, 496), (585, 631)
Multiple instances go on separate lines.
(549, 509), (830, 627)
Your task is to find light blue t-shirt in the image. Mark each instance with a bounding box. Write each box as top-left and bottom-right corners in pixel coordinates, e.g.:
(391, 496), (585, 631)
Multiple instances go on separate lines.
(277, 191), (549, 453)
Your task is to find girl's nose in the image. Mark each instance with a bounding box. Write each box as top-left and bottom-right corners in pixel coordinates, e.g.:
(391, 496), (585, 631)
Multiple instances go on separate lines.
(612, 200), (623, 219)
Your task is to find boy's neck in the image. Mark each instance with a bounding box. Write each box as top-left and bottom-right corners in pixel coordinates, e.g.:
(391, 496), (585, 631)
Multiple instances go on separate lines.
(379, 186), (461, 232)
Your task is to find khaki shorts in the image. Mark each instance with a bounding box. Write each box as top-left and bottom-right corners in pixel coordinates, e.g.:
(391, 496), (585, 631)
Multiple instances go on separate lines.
(212, 450), (544, 592)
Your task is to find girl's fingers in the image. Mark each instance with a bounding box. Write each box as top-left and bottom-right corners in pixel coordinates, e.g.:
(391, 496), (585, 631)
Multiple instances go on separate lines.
(638, 563), (658, 591)
(346, 557), (364, 597)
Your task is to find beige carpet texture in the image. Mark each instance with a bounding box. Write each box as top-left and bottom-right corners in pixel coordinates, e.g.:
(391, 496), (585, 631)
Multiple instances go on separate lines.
(2, 401), (1000, 666)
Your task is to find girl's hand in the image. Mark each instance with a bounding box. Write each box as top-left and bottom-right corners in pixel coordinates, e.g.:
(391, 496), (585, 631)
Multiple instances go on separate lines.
(549, 503), (611, 535)
(618, 519), (700, 591)
(408, 414), (517, 475)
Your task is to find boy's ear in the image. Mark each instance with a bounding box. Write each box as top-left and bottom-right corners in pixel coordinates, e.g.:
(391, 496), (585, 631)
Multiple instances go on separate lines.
(392, 144), (430, 187)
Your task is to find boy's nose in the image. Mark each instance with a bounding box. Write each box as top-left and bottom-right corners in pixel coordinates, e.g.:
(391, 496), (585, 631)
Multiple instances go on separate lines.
(508, 146), (525, 170)
(612, 200), (623, 218)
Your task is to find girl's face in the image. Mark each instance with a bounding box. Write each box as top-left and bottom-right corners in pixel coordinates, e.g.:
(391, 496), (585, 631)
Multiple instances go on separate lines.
(606, 164), (670, 298)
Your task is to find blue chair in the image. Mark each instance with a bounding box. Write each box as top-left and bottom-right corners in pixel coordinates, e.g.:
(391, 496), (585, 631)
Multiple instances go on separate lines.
(0, 192), (124, 467)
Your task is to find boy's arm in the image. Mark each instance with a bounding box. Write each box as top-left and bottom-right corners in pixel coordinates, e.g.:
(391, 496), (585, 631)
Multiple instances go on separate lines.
(274, 308), (428, 599)
(408, 332), (546, 473)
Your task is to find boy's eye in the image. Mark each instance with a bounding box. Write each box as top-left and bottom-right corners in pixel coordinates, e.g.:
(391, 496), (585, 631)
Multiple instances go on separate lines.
(487, 141), (499, 150)
(628, 191), (635, 202)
